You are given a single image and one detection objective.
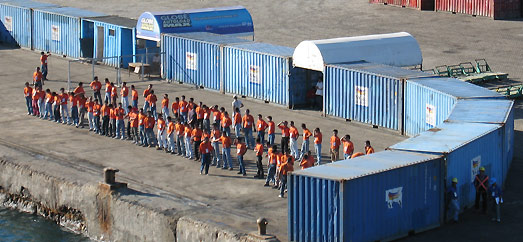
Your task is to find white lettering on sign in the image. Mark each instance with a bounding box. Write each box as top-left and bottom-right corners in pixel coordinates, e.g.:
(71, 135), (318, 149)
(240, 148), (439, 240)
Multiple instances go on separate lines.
(140, 18), (155, 31)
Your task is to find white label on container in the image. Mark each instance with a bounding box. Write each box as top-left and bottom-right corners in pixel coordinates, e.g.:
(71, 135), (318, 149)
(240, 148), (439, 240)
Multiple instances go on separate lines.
(355, 86), (368, 107)
(471, 155), (481, 183)
(4, 16), (12, 32)
(426, 103), (436, 127)
(249, 65), (261, 84)
(51, 25), (60, 41)
(385, 187), (403, 209)
(186, 52), (197, 70)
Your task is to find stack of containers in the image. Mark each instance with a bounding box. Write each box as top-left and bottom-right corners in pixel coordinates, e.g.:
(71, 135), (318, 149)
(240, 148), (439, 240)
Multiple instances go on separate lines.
(32, 6), (106, 58)
(289, 150), (444, 242)
(161, 32), (250, 91)
(323, 62), (433, 131)
(404, 77), (504, 136)
(223, 42), (308, 108)
(0, 0), (58, 48)
(389, 122), (504, 209)
(445, 99), (514, 184)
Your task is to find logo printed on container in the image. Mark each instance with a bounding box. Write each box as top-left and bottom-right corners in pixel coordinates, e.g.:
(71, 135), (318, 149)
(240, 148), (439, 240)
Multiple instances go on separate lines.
(471, 155), (481, 183)
(385, 187), (403, 209)
(51, 25), (60, 41)
(4, 16), (12, 32)
(426, 103), (436, 127)
(186, 52), (197, 71)
(249, 65), (261, 84)
(355, 86), (368, 107)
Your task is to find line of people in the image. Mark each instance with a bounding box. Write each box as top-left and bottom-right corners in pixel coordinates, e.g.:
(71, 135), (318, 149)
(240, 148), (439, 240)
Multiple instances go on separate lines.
(24, 77), (376, 198)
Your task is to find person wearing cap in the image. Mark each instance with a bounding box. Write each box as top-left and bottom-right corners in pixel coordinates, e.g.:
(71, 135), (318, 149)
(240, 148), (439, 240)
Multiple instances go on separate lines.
(474, 167), (489, 213)
(447, 178), (459, 223)
(232, 95), (244, 114)
(489, 178), (503, 222)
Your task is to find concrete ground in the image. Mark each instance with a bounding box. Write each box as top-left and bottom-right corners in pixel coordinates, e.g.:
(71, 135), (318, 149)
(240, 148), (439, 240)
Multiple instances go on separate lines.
(0, 46), (405, 241)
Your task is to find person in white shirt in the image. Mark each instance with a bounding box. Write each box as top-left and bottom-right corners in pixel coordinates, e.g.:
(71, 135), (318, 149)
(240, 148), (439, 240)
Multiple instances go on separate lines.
(232, 95), (244, 114)
(315, 78), (323, 110)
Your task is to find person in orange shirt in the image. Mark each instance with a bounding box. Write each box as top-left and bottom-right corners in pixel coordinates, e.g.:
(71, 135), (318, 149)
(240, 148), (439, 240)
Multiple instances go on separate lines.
(108, 104), (117, 137)
(44, 89), (54, 120)
(300, 151), (315, 170)
(365, 140), (375, 155)
(92, 99), (101, 134)
(142, 84), (153, 111)
(104, 78), (112, 104)
(138, 108), (147, 146)
(192, 124), (203, 161)
(234, 137), (248, 176)
(100, 101), (110, 136)
(146, 90), (158, 119)
(144, 111), (157, 147)
(330, 129), (341, 162)
(212, 105), (221, 127)
(184, 123), (193, 159)
(220, 132), (233, 170)
(278, 120), (290, 154)
(256, 114), (268, 145)
(175, 118), (186, 156)
(127, 106), (139, 145)
(120, 82), (129, 114)
(86, 97), (94, 131)
(156, 114), (167, 150)
(161, 94), (169, 120)
(264, 145), (280, 187)
(196, 101), (204, 130)
(202, 105), (211, 133)
(231, 108), (242, 138)
(300, 123), (312, 159)
(69, 92), (79, 126)
(314, 128), (323, 165)
(341, 135), (354, 159)
(40, 51), (50, 81)
(221, 111), (232, 137)
(53, 92), (61, 123)
(90, 76), (102, 104)
(267, 116), (275, 146)
(210, 124), (221, 166)
(242, 109), (255, 149)
(131, 85), (138, 109)
(30, 86), (40, 116)
(254, 138), (264, 179)
(24, 82), (33, 115)
(289, 121), (300, 159)
(73, 82), (85, 96)
(77, 94), (87, 128)
(59, 88), (70, 124)
(279, 155), (294, 198)
(110, 82), (118, 106)
(36, 87), (46, 118)
(179, 95), (188, 123)
(114, 103), (126, 140)
(199, 136), (214, 175)
(166, 116), (176, 153)
(351, 152), (365, 159)
(33, 67), (43, 88)
(171, 97), (179, 118)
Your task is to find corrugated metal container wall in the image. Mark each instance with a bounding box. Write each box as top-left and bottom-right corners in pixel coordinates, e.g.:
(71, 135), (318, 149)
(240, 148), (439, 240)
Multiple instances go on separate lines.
(32, 7), (105, 58)
(289, 150), (444, 242)
(224, 43), (308, 107)
(435, 0), (520, 19)
(324, 63), (432, 131)
(370, 0), (434, 10)
(161, 33), (250, 91)
(390, 123), (504, 209)
(444, 99), (514, 183)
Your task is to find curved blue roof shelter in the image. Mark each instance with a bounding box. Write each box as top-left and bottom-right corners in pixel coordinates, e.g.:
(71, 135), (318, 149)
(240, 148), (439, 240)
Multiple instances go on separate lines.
(136, 6), (254, 41)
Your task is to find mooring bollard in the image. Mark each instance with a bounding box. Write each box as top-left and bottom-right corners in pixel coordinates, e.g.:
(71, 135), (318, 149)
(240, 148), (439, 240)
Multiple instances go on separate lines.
(103, 168), (119, 184)
(257, 217), (268, 235)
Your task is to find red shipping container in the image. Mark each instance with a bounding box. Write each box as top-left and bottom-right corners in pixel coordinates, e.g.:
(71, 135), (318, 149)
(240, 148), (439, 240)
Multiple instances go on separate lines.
(370, 0), (435, 10)
(435, 0), (520, 18)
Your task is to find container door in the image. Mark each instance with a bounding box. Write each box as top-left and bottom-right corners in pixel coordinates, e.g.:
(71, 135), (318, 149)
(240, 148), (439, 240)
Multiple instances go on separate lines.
(96, 26), (104, 60)
(80, 21), (95, 58)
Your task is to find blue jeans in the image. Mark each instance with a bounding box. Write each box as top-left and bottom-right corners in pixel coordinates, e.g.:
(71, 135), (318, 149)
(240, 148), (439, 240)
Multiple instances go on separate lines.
(41, 64), (48, 80)
(60, 104), (69, 123)
(132, 99), (138, 109)
(223, 126), (231, 137)
(268, 133), (275, 146)
(105, 92), (111, 104)
(71, 106), (79, 125)
(162, 107), (169, 120)
(234, 124), (242, 138)
(94, 91), (102, 104)
(177, 135), (185, 155)
(145, 128), (156, 146)
(25, 96), (33, 114)
(238, 155), (246, 174)
(449, 199), (459, 222)
(212, 142), (220, 165)
(280, 175), (288, 197)
(244, 128), (254, 149)
(121, 97), (129, 113)
(257, 131), (265, 145)
(344, 153), (352, 159)
(300, 139), (310, 159)
(94, 116), (100, 133)
(45, 102), (53, 119)
(139, 126), (146, 145)
(266, 164), (276, 185)
(116, 120), (125, 138)
(222, 147), (232, 168)
(315, 143), (322, 165)
(143, 101), (150, 112)
(180, 112), (188, 124)
(204, 119), (211, 133)
(200, 153), (211, 174)
(151, 105), (157, 119)
(185, 136), (192, 158)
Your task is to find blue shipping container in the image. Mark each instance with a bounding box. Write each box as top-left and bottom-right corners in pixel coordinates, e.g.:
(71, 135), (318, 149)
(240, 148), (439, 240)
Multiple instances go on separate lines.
(161, 32), (250, 91)
(445, 99), (514, 184)
(389, 122), (504, 209)
(32, 7), (106, 58)
(223, 42), (310, 107)
(404, 77), (503, 136)
(289, 150), (444, 242)
(0, 0), (57, 48)
(324, 62), (432, 131)
(81, 16), (136, 67)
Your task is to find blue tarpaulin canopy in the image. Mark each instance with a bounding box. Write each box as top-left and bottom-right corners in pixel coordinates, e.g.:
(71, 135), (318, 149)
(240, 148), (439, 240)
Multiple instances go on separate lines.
(136, 6), (254, 41)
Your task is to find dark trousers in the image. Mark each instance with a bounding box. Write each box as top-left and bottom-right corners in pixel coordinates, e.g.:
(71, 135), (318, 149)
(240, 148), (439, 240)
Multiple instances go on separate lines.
(281, 137), (290, 153)
(194, 140), (201, 160)
(102, 116), (109, 135)
(127, 121), (131, 139)
(256, 155), (264, 178)
(94, 91), (102, 104)
(200, 153), (211, 174)
(53, 105), (60, 122)
(475, 190), (488, 212)
(110, 119), (116, 136)
(94, 116), (100, 133)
